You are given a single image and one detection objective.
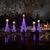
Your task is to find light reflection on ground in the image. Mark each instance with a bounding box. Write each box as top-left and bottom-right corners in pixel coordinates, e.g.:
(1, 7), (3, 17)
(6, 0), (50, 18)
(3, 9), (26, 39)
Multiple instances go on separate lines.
(0, 31), (50, 49)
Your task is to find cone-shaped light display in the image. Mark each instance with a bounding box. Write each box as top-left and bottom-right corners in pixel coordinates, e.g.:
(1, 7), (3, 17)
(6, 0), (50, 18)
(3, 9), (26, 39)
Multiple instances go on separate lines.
(21, 14), (27, 32)
(4, 19), (10, 32)
(32, 21), (36, 32)
(12, 21), (16, 32)
(37, 20), (42, 32)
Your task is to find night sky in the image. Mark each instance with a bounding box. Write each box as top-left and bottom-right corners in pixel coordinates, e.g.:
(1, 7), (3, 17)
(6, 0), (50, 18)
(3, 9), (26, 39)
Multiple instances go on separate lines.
(0, 0), (50, 19)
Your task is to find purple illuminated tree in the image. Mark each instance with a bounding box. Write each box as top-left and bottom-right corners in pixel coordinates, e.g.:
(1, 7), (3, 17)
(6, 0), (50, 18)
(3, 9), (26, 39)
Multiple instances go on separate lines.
(12, 21), (16, 32)
(32, 21), (36, 40)
(32, 21), (36, 32)
(21, 14), (27, 32)
(4, 19), (10, 32)
(37, 20), (42, 32)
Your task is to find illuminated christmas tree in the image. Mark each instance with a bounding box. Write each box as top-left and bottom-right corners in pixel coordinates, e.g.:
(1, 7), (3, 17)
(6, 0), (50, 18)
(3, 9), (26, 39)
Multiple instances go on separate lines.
(21, 14), (27, 32)
(37, 20), (42, 32)
(32, 21), (36, 32)
(12, 21), (16, 32)
(32, 21), (36, 40)
(4, 19), (10, 32)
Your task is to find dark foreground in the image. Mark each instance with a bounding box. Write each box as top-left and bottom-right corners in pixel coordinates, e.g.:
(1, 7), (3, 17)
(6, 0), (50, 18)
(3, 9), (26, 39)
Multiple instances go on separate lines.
(0, 32), (50, 50)
(0, 41), (50, 50)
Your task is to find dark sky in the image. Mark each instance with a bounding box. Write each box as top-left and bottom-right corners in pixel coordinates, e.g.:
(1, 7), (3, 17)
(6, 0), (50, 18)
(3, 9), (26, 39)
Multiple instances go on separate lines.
(32, 0), (50, 16)
(31, 0), (50, 20)
(0, 0), (50, 18)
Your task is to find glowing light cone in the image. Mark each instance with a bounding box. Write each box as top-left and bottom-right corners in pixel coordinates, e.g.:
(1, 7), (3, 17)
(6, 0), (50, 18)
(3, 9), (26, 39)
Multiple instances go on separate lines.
(37, 20), (42, 32)
(32, 21), (36, 32)
(21, 14), (27, 32)
(12, 21), (16, 32)
(4, 19), (10, 32)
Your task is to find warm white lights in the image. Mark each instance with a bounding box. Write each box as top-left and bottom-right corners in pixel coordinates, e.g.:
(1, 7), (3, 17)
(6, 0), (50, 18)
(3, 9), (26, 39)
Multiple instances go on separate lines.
(38, 20), (40, 23)
(6, 19), (9, 22)
(33, 21), (35, 24)
(23, 14), (25, 17)
(13, 21), (16, 24)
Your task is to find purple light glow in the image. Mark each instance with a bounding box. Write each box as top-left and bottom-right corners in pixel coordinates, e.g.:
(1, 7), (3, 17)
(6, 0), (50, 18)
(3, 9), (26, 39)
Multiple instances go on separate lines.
(12, 24), (16, 32)
(4, 22), (10, 32)
(32, 24), (36, 32)
(37, 23), (42, 32)
(33, 34), (36, 40)
(21, 16), (27, 32)
(4, 36), (9, 44)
